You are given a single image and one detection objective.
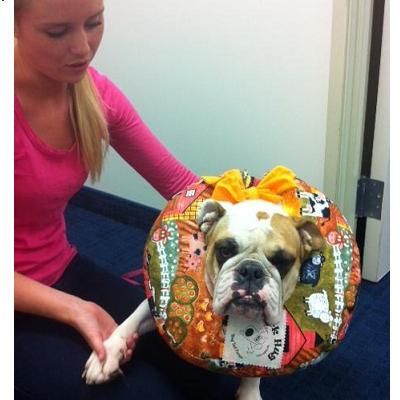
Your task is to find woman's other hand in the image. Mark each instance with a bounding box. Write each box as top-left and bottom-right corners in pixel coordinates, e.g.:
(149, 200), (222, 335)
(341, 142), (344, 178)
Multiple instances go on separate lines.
(70, 299), (139, 362)
(70, 300), (118, 361)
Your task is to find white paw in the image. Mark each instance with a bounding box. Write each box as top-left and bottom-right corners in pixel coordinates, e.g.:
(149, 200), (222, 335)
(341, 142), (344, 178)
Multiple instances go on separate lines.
(82, 335), (127, 384)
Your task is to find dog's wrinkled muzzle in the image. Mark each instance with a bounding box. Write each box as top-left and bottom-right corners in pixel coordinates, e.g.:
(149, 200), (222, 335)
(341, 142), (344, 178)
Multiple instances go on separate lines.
(212, 258), (282, 325)
(233, 260), (267, 295)
(221, 260), (267, 319)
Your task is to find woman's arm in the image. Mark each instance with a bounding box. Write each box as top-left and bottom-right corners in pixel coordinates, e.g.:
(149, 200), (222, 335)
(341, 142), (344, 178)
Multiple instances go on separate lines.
(15, 271), (80, 324)
(15, 272), (122, 361)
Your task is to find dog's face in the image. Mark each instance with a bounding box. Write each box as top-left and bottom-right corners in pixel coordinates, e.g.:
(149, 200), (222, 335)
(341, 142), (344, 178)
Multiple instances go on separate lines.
(197, 199), (325, 326)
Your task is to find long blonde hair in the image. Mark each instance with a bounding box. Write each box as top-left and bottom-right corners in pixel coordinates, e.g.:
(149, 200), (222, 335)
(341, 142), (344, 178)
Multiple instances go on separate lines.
(69, 73), (109, 182)
(15, 0), (109, 182)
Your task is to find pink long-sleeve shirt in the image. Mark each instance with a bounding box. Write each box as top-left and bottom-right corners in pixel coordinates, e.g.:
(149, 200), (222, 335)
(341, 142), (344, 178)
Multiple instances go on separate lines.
(15, 67), (198, 286)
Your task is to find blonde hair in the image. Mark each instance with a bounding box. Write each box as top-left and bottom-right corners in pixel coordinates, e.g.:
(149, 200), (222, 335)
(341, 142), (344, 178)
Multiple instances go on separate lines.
(15, 0), (110, 182)
(69, 74), (109, 182)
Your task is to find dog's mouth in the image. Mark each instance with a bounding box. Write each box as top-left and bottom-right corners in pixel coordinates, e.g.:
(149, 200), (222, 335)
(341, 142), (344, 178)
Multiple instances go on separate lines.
(225, 293), (265, 320)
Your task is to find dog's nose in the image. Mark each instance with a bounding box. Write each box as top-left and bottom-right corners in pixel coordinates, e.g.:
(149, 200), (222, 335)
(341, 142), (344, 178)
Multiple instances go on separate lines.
(237, 262), (265, 288)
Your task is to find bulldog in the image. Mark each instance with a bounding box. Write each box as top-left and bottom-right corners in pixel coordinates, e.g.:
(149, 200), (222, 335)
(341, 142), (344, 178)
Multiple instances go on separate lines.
(82, 199), (325, 400)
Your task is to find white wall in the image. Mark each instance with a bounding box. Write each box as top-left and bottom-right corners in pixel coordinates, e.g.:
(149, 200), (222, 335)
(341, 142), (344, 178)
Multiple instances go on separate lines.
(90, 0), (333, 209)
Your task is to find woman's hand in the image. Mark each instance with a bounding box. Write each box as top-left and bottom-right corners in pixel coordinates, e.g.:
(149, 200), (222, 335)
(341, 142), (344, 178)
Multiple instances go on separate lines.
(14, 272), (137, 363)
(70, 300), (137, 363)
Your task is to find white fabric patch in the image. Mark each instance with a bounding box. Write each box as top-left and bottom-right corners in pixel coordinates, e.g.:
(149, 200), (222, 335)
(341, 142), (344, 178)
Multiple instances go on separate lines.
(222, 311), (287, 368)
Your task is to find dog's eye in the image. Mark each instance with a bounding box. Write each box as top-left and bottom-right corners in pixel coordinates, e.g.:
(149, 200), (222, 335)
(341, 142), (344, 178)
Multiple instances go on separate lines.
(268, 250), (295, 277)
(217, 246), (237, 262)
(215, 238), (238, 266)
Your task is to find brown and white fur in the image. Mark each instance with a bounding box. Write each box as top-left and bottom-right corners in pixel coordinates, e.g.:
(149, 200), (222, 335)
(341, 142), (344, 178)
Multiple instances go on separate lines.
(83, 199), (324, 400)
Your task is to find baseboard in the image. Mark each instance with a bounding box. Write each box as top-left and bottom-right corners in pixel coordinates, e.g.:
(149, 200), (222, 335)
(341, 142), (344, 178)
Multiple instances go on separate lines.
(69, 186), (160, 231)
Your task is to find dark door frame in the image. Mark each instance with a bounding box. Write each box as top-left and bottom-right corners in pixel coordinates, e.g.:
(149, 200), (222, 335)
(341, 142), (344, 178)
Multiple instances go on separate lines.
(356, 0), (386, 263)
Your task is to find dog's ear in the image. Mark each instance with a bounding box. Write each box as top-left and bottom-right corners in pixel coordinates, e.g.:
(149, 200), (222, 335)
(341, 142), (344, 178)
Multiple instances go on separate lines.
(293, 218), (325, 259)
(197, 199), (229, 234)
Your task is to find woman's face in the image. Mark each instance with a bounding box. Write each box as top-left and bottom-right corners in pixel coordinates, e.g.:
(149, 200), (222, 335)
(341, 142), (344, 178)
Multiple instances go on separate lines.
(15, 0), (105, 85)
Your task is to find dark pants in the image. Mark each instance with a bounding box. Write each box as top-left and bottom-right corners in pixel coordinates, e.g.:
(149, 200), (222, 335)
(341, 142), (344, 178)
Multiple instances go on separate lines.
(15, 255), (228, 400)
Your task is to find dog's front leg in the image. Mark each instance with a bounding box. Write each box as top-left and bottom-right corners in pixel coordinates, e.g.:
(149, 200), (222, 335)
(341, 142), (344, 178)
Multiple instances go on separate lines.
(82, 299), (155, 384)
(236, 378), (262, 400)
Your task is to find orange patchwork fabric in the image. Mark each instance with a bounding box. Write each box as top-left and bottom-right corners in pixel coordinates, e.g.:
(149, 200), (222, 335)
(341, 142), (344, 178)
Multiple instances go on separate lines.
(143, 167), (361, 377)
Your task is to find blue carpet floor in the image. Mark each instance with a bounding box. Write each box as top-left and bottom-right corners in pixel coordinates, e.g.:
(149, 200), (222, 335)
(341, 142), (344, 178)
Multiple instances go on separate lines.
(66, 187), (390, 400)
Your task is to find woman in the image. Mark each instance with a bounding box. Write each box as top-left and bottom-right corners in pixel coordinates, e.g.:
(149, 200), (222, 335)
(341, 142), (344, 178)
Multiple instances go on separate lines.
(14, 1), (210, 398)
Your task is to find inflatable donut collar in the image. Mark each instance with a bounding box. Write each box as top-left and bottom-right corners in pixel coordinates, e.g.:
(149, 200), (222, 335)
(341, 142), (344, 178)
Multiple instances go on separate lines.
(143, 166), (361, 377)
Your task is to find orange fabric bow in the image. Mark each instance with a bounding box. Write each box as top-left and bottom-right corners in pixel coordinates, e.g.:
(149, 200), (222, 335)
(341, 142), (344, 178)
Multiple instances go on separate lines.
(203, 166), (298, 203)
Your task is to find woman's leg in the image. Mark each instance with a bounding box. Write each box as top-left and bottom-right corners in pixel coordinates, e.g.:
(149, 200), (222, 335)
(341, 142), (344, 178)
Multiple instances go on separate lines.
(15, 255), (210, 400)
